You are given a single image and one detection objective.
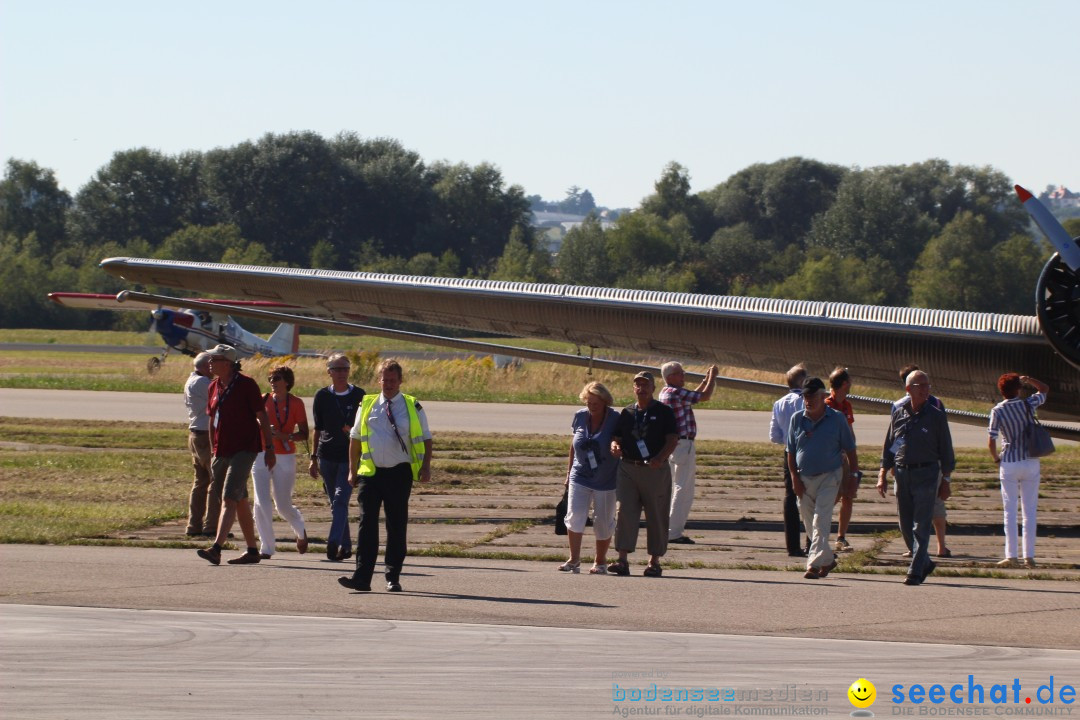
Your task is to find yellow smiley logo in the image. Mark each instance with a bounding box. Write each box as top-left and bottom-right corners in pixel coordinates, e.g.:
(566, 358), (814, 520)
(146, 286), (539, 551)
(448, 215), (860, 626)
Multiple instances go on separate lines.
(848, 678), (876, 709)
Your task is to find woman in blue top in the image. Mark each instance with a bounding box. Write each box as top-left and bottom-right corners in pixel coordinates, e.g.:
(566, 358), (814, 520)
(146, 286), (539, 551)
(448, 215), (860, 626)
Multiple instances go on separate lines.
(988, 373), (1050, 568)
(560, 381), (620, 574)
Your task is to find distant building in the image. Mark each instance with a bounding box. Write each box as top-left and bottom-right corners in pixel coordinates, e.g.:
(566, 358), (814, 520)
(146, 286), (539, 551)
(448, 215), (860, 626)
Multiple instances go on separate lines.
(529, 211), (616, 254)
(1041, 185), (1080, 207)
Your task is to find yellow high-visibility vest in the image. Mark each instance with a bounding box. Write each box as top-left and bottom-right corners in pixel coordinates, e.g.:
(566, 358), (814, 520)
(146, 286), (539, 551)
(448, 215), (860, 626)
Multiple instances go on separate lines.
(355, 393), (426, 481)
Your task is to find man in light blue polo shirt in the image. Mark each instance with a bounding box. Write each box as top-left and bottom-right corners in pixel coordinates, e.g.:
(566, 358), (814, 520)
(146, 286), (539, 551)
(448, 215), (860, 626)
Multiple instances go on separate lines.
(786, 377), (859, 579)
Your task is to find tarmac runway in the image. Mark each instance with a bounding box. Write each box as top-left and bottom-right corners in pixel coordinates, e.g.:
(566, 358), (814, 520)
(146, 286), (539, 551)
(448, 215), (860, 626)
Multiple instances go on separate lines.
(3, 547), (1080, 718)
(0, 387), (1023, 447)
(2, 388), (1079, 717)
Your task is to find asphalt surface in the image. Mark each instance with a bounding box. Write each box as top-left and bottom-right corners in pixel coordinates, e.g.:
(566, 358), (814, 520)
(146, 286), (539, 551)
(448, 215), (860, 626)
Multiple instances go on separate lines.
(0, 387), (1021, 447)
(2, 388), (1079, 718)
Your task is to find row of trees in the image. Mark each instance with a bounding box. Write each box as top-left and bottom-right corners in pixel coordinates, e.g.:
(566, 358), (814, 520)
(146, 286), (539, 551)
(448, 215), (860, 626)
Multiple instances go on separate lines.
(556, 158), (1058, 312)
(1, 131), (1071, 331)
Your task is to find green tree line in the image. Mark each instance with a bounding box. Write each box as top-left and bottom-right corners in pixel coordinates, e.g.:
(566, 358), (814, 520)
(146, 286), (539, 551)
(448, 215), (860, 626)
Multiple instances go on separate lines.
(1, 132), (1069, 331)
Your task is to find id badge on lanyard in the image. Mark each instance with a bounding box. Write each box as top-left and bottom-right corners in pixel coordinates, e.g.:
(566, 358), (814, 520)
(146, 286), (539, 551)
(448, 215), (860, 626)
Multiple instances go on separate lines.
(586, 449), (598, 469)
(636, 439), (650, 459)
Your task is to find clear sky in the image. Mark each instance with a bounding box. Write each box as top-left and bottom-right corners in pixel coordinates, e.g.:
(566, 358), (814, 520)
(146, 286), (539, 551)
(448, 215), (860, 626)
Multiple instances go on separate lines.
(2, 0), (1077, 210)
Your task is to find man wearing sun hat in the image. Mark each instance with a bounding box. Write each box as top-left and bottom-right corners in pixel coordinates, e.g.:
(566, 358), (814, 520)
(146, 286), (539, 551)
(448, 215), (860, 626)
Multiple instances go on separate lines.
(196, 344), (277, 567)
(786, 376), (858, 580)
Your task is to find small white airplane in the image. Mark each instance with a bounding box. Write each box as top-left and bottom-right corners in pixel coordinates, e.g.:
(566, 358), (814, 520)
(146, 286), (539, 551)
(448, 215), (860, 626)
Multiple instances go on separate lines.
(47, 292), (320, 372)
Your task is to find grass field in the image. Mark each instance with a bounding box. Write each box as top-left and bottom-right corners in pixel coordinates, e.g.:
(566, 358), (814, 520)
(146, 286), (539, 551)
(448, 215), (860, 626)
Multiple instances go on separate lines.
(0, 329), (1002, 412)
(0, 329), (782, 408)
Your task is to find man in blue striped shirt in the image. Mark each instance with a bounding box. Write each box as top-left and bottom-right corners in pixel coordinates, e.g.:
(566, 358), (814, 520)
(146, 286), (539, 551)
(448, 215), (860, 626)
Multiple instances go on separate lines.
(988, 373), (1050, 568)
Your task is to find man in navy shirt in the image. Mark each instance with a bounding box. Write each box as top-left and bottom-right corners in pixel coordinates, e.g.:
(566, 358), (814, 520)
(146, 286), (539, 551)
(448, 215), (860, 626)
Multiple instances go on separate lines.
(608, 372), (679, 578)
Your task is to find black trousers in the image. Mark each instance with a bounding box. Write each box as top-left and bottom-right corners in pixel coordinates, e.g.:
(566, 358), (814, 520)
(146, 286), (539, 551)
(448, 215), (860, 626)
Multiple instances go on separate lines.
(354, 463), (413, 584)
(782, 455), (804, 554)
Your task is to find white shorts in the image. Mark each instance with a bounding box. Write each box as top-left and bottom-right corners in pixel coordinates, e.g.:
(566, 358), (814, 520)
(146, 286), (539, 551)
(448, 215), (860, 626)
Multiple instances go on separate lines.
(565, 482), (616, 539)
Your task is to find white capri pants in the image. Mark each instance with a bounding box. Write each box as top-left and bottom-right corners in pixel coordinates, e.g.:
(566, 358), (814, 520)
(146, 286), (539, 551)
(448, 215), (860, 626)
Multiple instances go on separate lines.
(252, 452), (306, 556)
(564, 482), (616, 539)
(1000, 458), (1040, 560)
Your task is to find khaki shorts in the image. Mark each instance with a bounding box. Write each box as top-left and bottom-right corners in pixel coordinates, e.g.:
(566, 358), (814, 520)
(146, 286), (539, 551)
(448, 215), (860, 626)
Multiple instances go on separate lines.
(212, 451), (257, 502)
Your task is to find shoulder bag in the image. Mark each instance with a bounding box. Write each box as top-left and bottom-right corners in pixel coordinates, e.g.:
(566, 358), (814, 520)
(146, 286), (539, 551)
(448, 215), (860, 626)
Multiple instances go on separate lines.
(1024, 402), (1055, 458)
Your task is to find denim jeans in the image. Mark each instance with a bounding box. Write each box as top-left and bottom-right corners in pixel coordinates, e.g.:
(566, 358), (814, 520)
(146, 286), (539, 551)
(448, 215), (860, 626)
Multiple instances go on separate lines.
(319, 458), (352, 551)
(896, 463), (940, 578)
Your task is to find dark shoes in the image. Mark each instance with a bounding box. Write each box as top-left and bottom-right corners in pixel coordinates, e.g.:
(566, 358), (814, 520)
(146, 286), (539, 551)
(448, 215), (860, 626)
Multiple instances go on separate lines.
(227, 551), (260, 565)
(326, 542), (338, 561)
(804, 559), (838, 579)
(643, 564), (663, 578)
(669, 536), (695, 545)
(386, 581), (403, 592)
(259, 553), (272, 560)
(904, 560), (937, 586)
(607, 560), (631, 576)
(788, 549), (808, 558)
(338, 576), (371, 592)
(197, 546), (221, 565)
(185, 528), (202, 537)
(296, 532), (308, 555)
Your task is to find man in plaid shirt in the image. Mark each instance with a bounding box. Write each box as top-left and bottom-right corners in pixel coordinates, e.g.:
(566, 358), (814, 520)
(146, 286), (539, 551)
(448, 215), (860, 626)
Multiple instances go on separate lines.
(659, 361), (719, 544)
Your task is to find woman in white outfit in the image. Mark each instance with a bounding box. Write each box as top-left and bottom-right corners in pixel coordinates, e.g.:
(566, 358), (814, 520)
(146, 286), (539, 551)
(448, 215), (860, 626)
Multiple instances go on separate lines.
(987, 373), (1050, 569)
(253, 366), (309, 558)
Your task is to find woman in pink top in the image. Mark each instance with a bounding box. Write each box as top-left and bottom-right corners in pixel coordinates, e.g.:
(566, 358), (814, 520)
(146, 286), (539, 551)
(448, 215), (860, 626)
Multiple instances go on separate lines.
(252, 366), (309, 558)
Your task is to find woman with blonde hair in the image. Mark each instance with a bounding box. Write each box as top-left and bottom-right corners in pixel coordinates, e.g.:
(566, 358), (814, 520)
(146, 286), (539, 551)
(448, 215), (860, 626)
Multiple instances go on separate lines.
(559, 381), (620, 574)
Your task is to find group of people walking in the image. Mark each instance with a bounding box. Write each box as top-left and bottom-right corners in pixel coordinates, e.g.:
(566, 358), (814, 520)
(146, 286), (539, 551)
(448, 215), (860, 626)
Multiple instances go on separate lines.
(184, 347), (432, 593)
(562, 358), (1053, 586)
(776, 363), (1051, 585)
(183, 345), (1053, 590)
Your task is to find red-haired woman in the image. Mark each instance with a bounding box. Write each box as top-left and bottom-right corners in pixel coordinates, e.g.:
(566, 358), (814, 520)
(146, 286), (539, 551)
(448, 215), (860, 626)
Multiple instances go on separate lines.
(988, 373), (1049, 568)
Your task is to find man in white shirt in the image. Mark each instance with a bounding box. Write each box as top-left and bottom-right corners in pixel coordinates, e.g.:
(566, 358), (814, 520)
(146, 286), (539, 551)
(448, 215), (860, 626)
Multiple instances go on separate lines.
(339, 359), (433, 593)
(183, 352), (219, 536)
(769, 363), (808, 557)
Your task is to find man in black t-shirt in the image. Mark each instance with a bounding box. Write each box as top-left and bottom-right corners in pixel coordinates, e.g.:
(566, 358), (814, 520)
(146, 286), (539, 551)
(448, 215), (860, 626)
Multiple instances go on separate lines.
(309, 353), (365, 561)
(608, 371), (679, 578)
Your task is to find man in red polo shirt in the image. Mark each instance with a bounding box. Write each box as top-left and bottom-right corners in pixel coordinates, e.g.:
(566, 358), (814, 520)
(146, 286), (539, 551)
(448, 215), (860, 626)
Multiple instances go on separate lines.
(197, 344), (276, 566)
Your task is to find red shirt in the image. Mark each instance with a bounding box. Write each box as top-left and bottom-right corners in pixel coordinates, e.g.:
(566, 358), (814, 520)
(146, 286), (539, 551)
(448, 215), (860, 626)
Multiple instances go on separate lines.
(207, 372), (265, 457)
(825, 394), (854, 425)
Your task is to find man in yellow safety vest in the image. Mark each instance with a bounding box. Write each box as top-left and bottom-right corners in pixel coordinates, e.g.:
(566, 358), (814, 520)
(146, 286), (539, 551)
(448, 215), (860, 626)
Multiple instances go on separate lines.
(339, 359), (432, 593)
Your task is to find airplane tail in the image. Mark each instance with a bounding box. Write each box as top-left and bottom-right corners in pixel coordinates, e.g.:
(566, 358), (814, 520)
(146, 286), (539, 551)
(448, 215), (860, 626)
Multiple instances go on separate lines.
(266, 323), (301, 355)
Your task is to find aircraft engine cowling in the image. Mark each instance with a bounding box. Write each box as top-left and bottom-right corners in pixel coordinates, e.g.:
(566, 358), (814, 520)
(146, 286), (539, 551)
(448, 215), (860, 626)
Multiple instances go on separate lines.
(1036, 250), (1080, 371)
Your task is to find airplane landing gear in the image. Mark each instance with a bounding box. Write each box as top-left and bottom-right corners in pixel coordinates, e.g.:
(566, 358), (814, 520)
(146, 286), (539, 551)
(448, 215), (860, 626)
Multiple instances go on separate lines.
(146, 346), (171, 374)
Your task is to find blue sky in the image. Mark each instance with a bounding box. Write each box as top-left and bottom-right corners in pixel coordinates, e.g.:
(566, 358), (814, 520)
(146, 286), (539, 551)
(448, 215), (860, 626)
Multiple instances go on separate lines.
(2, 0), (1077, 209)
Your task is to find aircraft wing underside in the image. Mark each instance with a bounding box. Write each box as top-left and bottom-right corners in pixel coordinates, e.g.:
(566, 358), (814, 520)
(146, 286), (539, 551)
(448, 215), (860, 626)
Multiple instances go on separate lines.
(100, 257), (1080, 422)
